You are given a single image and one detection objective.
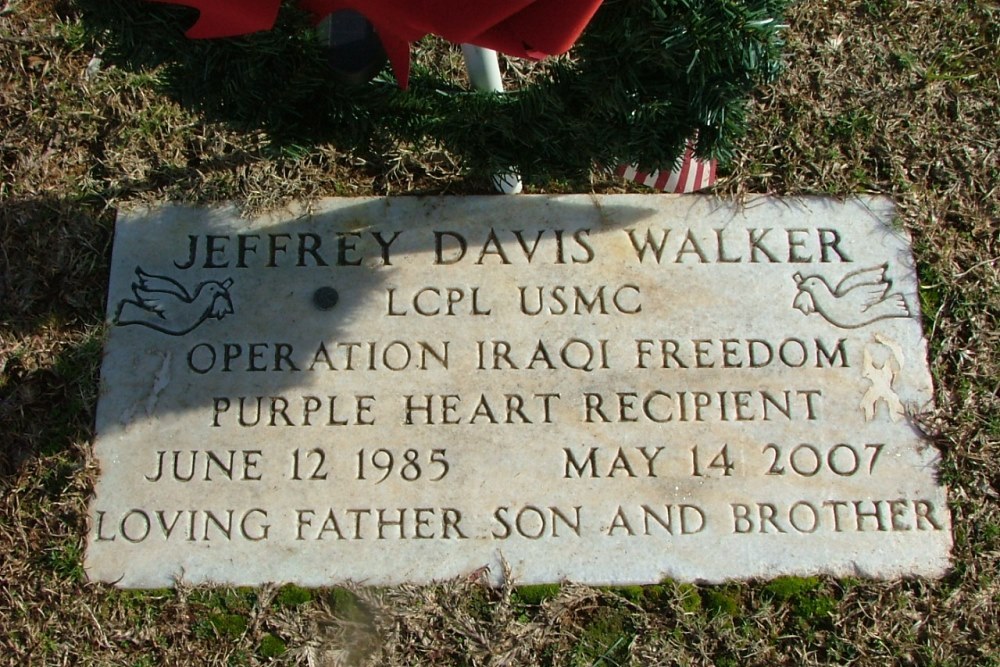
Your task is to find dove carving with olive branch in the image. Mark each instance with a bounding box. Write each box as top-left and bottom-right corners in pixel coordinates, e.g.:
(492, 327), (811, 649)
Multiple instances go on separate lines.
(114, 267), (235, 336)
(792, 264), (911, 329)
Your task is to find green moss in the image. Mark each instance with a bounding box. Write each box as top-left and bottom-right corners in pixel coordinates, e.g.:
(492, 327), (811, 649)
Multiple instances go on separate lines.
(611, 585), (646, 603)
(572, 605), (636, 667)
(329, 586), (358, 609)
(763, 576), (820, 601)
(190, 587), (257, 639)
(191, 588), (257, 615)
(601, 584), (675, 608)
(651, 584), (676, 606)
(702, 587), (741, 617)
(206, 613), (248, 640)
(108, 588), (173, 616)
(763, 577), (835, 626)
(514, 583), (561, 606)
(795, 594), (837, 623)
(676, 583), (702, 614)
(258, 633), (287, 659)
(276, 584), (313, 608)
(229, 588), (259, 611)
(328, 587), (369, 623)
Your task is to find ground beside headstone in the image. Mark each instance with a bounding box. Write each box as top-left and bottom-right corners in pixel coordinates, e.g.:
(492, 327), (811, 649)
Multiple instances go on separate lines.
(86, 195), (951, 587)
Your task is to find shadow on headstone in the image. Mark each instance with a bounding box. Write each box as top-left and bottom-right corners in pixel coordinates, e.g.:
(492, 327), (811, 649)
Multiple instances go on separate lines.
(96, 196), (661, 433)
(0, 193), (657, 481)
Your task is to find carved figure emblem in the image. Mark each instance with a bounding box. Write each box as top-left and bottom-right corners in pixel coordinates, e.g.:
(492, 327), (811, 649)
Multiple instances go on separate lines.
(860, 334), (906, 422)
(792, 263), (910, 329)
(114, 267), (234, 336)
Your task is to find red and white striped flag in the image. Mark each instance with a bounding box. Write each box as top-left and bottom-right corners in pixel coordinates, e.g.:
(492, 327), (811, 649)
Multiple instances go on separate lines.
(615, 141), (717, 193)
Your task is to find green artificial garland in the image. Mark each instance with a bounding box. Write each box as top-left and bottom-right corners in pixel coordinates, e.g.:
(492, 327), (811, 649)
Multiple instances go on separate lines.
(78, 0), (788, 183)
(436, 0), (788, 180)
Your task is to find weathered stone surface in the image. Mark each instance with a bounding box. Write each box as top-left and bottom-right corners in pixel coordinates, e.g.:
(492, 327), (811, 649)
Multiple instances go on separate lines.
(86, 195), (951, 587)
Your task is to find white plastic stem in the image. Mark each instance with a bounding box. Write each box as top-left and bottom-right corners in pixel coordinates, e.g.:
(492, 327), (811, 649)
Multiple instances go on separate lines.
(461, 44), (523, 194)
(461, 44), (505, 91)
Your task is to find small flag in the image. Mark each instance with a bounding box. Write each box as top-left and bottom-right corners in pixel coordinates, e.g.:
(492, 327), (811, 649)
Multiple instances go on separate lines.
(615, 141), (717, 193)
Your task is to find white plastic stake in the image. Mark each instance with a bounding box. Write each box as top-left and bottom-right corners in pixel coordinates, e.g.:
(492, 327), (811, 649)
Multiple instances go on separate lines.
(461, 44), (523, 194)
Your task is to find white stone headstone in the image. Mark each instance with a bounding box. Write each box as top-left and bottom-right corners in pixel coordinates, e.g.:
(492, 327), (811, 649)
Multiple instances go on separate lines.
(86, 195), (951, 587)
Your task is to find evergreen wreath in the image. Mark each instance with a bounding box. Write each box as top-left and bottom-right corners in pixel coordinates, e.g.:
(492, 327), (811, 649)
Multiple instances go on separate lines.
(79, 0), (788, 183)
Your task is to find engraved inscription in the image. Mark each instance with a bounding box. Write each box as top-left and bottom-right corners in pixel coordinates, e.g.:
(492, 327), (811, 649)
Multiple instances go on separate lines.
(792, 264), (912, 329)
(114, 267), (234, 335)
(87, 196), (949, 587)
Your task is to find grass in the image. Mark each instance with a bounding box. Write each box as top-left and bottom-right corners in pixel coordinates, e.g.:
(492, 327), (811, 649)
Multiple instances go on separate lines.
(2, 0), (999, 665)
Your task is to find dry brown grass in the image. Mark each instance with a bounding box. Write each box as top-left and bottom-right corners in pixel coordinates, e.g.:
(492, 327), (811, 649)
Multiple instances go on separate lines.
(2, 0), (998, 665)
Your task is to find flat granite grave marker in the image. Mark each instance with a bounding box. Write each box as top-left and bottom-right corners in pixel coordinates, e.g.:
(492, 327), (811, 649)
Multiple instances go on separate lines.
(86, 195), (952, 587)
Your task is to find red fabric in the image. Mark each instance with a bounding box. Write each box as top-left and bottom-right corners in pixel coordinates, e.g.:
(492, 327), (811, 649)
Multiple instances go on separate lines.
(145, 0), (604, 88)
(146, 0), (280, 38)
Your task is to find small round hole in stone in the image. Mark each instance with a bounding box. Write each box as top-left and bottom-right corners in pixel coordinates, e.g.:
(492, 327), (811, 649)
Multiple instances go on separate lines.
(313, 287), (340, 310)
